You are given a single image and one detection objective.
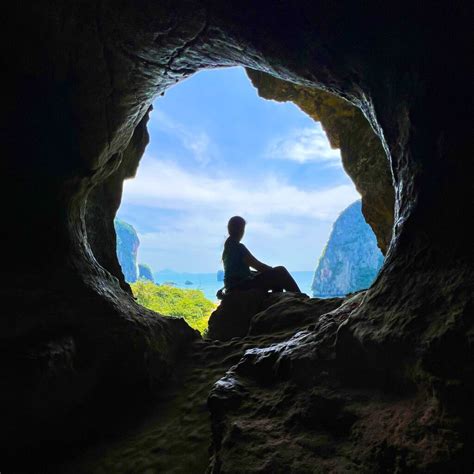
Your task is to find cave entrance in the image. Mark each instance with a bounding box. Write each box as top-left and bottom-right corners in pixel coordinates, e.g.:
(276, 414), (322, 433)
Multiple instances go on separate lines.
(114, 66), (386, 331)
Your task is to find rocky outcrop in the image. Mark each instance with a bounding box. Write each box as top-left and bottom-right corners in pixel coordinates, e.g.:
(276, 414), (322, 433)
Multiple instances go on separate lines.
(312, 200), (384, 297)
(85, 110), (151, 294)
(62, 293), (345, 474)
(138, 263), (154, 282)
(208, 292), (465, 473)
(49, 290), (468, 473)
(114, 219), (140, 282)
(246, 69), (395, 255)
(2, 2), (472, 472)
(208, 290), (343, 341)
(208, 290), (268, 341)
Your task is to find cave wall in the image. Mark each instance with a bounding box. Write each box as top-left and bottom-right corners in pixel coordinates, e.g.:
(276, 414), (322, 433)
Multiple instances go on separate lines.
(85, 107), (152, 294)
(2, 0), (472, 468)
(246, 69), (394, 254)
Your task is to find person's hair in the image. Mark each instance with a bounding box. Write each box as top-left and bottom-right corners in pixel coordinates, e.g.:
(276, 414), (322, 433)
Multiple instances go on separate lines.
(227, 215), (246, 238)
(222, 216), (246, 260)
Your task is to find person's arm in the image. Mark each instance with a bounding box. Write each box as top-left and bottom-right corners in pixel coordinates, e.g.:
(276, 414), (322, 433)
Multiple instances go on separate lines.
(243, 250), (272, 272)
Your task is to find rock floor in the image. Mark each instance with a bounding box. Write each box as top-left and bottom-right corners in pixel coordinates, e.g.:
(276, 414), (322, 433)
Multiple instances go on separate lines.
(53, 291), (463, 473)
(60, 330), (310, 474)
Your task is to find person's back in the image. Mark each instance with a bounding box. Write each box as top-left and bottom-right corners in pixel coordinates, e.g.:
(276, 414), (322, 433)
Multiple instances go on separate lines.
(222, 237), (251, 289)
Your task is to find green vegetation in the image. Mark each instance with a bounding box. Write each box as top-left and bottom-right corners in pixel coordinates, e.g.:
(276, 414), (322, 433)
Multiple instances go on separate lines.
(131, 280), (215, 334)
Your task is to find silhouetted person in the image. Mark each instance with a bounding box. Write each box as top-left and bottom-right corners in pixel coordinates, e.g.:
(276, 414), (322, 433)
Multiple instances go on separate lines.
(222, 216), (301, 294)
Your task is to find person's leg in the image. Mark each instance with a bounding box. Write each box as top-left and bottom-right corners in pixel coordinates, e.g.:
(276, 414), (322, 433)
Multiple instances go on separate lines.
(272, 266), (301, 292)
(252, 266), (301, 293)
(229, 275), (261, 292)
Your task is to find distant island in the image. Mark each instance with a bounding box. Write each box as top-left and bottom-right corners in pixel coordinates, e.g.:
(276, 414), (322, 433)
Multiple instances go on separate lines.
(114, 219), (154, 283)
(138, 263), (154, 282)
(312, 200), (384, 297)
(115, 206), (383, 302)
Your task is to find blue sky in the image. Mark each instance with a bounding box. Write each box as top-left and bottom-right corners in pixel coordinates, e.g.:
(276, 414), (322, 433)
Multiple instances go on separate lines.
(117, 66), (359, 272)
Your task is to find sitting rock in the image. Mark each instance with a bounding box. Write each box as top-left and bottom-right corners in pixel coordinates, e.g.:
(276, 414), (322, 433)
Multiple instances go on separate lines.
(207, 289), (268, 341)
(249, 295), (343, 336)
(208, 290), (343, 341)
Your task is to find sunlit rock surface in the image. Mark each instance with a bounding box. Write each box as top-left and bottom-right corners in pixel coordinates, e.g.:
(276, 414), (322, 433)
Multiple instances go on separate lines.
(312, 200), (384, 297)
(246, 69), (394, 255)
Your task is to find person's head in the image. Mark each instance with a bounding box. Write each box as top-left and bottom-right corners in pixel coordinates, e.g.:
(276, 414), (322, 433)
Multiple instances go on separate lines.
(227, 215), (246, 241)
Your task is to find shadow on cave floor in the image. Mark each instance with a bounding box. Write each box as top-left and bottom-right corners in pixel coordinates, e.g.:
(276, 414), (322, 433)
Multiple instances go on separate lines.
(58, 325), (317, 474)
(53, 291), (346, 473)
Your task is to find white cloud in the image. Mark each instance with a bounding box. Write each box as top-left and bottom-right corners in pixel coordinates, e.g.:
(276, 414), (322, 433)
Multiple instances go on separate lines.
(121, 155), (360, 272)
(133, 208), (334, 273)
(265, 124), (340, 164)
(150, 109), (215, 165)
(122, 156), (359, 222)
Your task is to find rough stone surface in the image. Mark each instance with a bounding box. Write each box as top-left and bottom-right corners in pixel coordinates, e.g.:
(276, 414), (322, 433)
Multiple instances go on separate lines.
(2, 1), (472, 472)
(208, 293), (467, 473)
(58, 295), (345, 474)
(86, 108), (152, 294)
(246, 68), (395, 254)
(208, 291), (343, 342)
(312, 200), (384, 297)
(208, 289), (269, 341)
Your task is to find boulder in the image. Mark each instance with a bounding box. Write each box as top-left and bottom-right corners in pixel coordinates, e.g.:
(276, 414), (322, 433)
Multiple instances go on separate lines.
(249, 294), (343, 336)
(207, 290), (344, 341)
(207, 289), (268, 341)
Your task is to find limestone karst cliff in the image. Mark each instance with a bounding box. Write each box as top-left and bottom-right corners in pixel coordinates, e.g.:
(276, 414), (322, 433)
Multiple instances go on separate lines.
(114, 219), (140, 282)
(138, 263), (155, 282)
(312, 201), (384, 297)
(114, 219), (155, 283)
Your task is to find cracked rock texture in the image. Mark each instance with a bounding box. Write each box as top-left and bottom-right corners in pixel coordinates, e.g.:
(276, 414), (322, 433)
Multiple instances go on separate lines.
(1, 1), (472, 472)
(208, 293), (466, 473)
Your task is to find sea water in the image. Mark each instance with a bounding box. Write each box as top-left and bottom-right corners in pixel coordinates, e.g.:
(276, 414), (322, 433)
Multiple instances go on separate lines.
(154, 270), (316, 302)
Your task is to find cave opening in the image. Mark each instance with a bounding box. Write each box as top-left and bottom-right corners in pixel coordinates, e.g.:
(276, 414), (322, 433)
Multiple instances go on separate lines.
(114, 66), (389, 332)
(4, 4), (471, 472)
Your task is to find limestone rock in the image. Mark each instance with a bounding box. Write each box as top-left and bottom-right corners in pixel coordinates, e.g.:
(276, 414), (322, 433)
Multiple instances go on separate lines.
(246, 68), (394, 254)
(208, 292), (464, 473)
(208, 291), (343, 341)
(207, 289), (268, 341)
(312, 200), (384, 297)
(138, 263), (154, 282)
(249, 294), (343, 336)
(114, 219), (139, 283)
